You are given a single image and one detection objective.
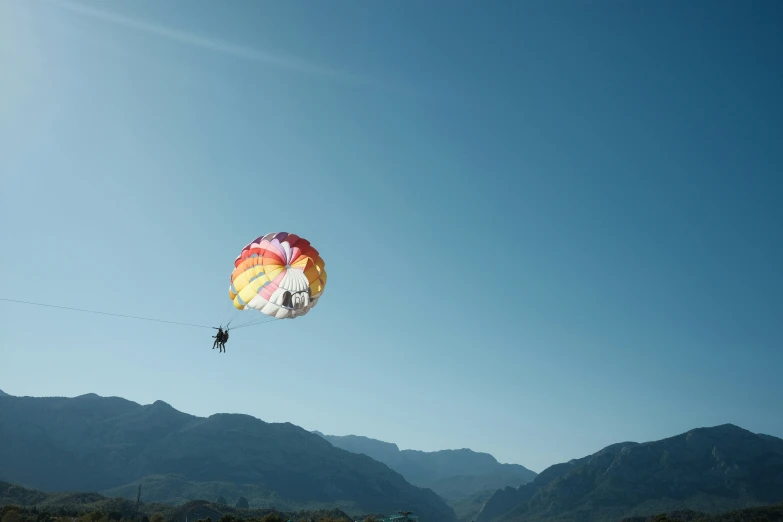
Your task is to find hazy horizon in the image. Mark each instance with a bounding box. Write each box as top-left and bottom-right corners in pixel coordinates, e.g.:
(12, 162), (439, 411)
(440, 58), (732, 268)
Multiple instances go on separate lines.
(1, 0), (781, 475)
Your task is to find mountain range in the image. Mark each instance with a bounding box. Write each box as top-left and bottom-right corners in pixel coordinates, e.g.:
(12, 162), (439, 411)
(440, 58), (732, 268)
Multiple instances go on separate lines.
(2, 389), (783, 522)
(0, 390), (455, 521)
(313, 432), (536, 500)
(474, 424), (783, 522)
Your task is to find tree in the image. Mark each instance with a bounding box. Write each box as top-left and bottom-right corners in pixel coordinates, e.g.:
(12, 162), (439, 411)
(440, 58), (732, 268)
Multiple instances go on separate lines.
(234, 498), (249, 510)
(150, 514), (165, 522)
(0, 508), (22, 521)
(3, 511), (21, 522)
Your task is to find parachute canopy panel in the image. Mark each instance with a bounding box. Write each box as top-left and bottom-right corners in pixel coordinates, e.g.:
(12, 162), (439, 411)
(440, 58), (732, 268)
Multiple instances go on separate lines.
(229, 232), (326, 319)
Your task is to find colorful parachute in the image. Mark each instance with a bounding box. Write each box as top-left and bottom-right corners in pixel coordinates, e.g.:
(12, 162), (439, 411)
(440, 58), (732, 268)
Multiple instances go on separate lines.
(229, 232), (327, 319)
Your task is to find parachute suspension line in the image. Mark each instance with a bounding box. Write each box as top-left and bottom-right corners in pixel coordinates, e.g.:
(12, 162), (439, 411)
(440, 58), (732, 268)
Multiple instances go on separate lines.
(238, 318), (274, 329)
(223, 313), (270, 329)
(1, 297), (214, 330)
(230, 316), (278, 330)
(219, 300), (240, 329)
(220, 298), (271, 330)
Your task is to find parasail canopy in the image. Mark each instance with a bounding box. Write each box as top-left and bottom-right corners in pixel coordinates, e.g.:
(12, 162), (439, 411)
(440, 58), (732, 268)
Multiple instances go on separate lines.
(229, 232), (327, 320)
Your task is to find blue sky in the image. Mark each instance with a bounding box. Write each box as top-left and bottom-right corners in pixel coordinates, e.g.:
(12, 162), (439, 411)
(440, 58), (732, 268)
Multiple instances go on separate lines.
(1, 0), (781, 473)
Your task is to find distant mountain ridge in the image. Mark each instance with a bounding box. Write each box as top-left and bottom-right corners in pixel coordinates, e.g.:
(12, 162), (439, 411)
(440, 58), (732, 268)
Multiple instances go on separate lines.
(313, 431), (536, 520)
(474, 424), (783, 522)
(0, 391), (456, 521)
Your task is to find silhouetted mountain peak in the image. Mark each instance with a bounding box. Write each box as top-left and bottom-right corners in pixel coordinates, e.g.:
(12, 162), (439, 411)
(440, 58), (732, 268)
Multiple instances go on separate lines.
(327, 433), (401, 452)
(599, 441), (638, 452)
(684, 423), (753, 439)
(205, 412), (270, 430)
(0, 389), (9, 397)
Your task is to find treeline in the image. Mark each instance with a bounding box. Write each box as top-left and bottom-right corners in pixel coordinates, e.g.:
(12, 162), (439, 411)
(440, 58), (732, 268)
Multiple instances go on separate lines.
(620, 503), (783, 522)
(0, 506), (363, 522)
(0, 483), (367, 522)
(187, 513), (386, 522)
(0, 504), (397, 522)
(178, 514), (352, 522)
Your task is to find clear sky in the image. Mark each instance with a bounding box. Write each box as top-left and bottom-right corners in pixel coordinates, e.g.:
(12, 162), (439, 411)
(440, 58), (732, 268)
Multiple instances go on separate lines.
(1, 0), (781, 474)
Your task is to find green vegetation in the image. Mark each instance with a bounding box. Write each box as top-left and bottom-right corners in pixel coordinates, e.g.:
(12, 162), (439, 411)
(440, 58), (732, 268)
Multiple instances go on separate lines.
(0, 482), (353, 522)
(0, 505), (351, 522)
(621, 502), (783, 521)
